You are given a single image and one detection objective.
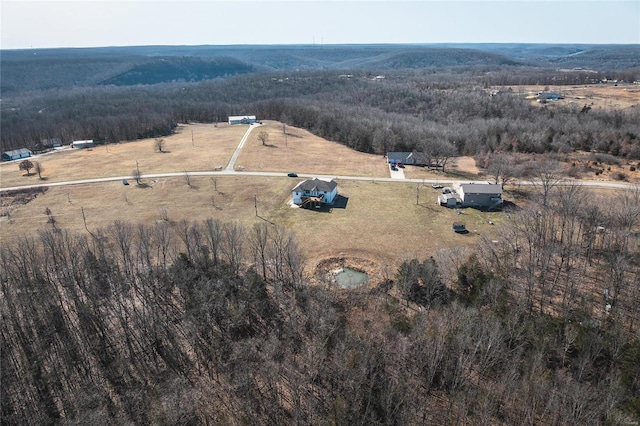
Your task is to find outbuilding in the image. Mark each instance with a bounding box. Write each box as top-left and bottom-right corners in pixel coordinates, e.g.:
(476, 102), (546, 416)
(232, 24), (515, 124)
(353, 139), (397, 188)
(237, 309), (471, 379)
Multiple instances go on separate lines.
(228, 115), (257, 125)
(1, 148), (32, 161)
(438, 193), (458, 207)
(71, 140), (95, 149)
(292, 178), (338, 207)
(458, 183), (503, 209)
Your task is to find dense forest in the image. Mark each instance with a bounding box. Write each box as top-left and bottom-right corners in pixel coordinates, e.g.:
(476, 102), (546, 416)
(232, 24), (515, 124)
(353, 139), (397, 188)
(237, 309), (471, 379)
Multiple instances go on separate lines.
(2, 43), (640, 424)
(2, 185), (640, 424)
(2, 44), (639, 157)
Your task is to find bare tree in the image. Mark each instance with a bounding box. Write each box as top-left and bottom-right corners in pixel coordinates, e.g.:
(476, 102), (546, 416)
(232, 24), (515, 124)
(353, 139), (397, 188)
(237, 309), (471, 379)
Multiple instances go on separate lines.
(184, 171), (191, 187)
(33, 161), (44, 179)
(428, 140), (457, 173)
(258, 131), (269, 146)
(486, 153), (517, 188)
(222, 222), (245, 277)
(154, 138), (165, 153)
(18, 159), (34, 176)
(250, 223), (270, 280)
(204, 218), (223, 267)
(532, 159), (562, 207)
(132, 168), (142, 185)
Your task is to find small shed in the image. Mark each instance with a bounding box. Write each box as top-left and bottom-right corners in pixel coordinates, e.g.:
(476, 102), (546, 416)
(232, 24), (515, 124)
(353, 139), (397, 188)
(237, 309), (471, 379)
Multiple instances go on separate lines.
(228, 115), (257, 125)
(1, 148), (32, 161)
(71, 140), (95, 149)
(292, 178), (338, 206)
(33, 138), (63, 153)
(438, 193), (458, 207)
(41, 138), (62, 148)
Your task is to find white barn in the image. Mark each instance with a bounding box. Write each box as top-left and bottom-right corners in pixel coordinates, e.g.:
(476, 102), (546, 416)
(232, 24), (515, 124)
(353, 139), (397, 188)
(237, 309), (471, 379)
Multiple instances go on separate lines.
(292, 178), (338, 207)
(228, 115), (257, 125)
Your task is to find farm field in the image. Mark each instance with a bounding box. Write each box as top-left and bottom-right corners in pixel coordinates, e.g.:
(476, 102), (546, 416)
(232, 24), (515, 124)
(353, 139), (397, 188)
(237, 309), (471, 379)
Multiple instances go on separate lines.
(238, 121), (392, 177)
(0, 123), (244, 188)
(497, 82), (640, 110)
(2, 119), (637, 275)
(0, 173), (501, 275)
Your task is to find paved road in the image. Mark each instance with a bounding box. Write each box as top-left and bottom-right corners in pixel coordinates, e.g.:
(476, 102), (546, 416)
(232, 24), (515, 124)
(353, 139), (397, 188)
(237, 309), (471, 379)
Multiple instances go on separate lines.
(1, 122), (638, 192)
(2, 168), (637, 193)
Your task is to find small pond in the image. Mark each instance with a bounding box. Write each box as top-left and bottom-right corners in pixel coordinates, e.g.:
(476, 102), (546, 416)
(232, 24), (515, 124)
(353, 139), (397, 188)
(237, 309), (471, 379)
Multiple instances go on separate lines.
(333, 267), (369, 288)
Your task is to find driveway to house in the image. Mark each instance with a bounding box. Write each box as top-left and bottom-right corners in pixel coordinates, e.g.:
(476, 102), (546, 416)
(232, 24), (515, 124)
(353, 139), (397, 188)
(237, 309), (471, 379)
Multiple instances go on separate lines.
(388, 163), (405, 179)
(226, 123), (261, 171)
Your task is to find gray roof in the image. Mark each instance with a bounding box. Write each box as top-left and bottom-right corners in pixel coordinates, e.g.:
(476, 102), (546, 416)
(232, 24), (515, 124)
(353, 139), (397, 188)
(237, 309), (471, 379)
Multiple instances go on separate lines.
(387, 151), (430, 163)
(2, 148), (32, 156)
(459, 183), (502, 194)
(292, 178), (337, 192)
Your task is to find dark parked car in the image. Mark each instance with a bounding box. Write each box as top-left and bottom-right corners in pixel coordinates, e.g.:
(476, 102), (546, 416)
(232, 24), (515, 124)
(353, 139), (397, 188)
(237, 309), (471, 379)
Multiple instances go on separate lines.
(122, 179), (130, 185)
(287, 172), (298, 177)
(452, 222), (469, 234)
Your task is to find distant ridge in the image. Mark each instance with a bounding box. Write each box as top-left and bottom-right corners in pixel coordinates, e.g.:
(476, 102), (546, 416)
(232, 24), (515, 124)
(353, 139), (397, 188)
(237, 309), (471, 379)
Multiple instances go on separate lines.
(1, 43), (638, 93)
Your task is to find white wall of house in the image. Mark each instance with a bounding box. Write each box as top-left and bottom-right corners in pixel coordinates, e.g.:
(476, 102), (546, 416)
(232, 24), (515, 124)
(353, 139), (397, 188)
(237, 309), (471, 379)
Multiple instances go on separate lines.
(292, 191), (303, 204)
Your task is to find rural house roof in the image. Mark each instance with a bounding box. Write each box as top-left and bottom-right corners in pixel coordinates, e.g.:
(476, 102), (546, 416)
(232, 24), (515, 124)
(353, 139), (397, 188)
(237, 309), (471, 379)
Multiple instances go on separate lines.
(229, 115), (256, 121)
(2, 148), (32, 157)
(40, 138), (62, 146)
(459, 183), (502, 194)
(387, 151), (430, 163)
(292, 178), (337, 193)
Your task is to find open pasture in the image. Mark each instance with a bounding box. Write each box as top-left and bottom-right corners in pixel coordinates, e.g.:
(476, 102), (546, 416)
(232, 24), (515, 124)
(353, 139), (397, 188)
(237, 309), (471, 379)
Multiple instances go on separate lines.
(0, 173), (502, 271)
(0, 123), (243, 187)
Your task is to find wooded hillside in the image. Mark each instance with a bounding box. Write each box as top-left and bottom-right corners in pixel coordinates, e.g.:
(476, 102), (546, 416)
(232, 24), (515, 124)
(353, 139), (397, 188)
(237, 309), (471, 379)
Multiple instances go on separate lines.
(2, 184), (640, 424)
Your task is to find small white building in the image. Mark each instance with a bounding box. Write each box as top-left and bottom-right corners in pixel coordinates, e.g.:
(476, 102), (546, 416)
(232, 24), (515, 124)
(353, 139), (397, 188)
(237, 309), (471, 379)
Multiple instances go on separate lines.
(228, 115), (257, 125)
(292, 178), (338, 207)
(71, 140), (94, 149)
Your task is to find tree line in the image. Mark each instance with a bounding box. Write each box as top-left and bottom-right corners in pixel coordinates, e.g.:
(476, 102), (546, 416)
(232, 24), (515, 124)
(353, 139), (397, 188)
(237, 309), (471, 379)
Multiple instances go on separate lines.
(2, 186), (639, 424)
(2, 68), (639, 161)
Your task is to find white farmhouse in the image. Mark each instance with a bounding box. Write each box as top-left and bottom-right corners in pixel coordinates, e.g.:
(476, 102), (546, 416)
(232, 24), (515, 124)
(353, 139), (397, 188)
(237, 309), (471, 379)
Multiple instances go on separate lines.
(291, 178), (338, 208)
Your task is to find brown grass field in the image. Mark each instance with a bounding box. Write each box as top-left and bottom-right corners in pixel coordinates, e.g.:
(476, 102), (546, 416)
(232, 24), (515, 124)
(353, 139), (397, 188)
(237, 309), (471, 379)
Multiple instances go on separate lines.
(2, 99), (637, 274)
(0, 174), (502, 274)
(495, 82), (640, 110)
(0, 123), (244, 188)
(0, 121), (501, 273)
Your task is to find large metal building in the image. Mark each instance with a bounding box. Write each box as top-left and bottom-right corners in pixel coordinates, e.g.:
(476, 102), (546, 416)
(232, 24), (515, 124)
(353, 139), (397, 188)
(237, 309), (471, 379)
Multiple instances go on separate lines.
(1, 148), (32, 161)
(71, 140), (95, 149)
(228, 115), (257, 125)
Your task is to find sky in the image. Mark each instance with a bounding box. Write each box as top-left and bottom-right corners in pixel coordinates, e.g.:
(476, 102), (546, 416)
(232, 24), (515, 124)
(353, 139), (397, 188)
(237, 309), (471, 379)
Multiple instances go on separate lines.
(1, 0), (639, 49)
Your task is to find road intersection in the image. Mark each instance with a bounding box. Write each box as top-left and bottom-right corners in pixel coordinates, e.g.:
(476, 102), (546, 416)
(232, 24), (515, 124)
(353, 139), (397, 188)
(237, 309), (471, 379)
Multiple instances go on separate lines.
(1, 124), (638, 192)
